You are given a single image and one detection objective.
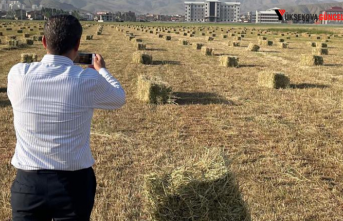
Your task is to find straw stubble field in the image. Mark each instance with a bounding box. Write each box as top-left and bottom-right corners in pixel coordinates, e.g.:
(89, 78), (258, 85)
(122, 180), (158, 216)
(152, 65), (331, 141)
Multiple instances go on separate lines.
(0, 21), (343, 220)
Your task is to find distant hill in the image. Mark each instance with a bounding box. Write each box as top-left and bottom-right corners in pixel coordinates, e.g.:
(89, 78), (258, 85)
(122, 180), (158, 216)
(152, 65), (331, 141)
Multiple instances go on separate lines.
(22, 0), (77, 11)
(19, 0), (343, 15)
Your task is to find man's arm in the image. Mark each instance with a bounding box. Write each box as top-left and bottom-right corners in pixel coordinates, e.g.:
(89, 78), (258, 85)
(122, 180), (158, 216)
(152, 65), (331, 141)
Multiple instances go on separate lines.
(92, 54), (126, 110)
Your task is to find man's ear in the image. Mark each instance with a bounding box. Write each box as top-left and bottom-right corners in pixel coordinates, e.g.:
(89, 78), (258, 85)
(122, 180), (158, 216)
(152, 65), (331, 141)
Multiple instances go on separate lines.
(74, 38), (81, 52)
(42, 36), (47, 49)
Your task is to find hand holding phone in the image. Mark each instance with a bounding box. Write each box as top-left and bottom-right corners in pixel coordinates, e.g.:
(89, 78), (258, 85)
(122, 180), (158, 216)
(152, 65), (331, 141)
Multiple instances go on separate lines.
(93, 54), (106, 72)
(74, 53), (95, 65)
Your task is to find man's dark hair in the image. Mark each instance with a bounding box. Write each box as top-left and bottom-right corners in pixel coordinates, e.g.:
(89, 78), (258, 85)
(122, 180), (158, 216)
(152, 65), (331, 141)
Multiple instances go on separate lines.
(44, 15), (83, 55)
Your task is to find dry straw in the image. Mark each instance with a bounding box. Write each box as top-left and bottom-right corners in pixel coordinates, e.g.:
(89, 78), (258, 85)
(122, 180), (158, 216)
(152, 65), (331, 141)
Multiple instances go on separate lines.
(201, 47), (214, 56)
(178, 39), (189, 46)
(307, 42), (316, 47)
(132, 52), (153, 64)
(205, 36), (214, 42)
(228, 41), (240, 47)
(316, 42), (327, 48)
(312, 48), (328, 55)
(192, 43), (203, 50)
(21, 53), (38, 63)
(278, 42), (288, 49)
(300, 55), (324, 66)
(247, 43), (260, 52)
(258, 72), (290, 89)
(137, 75), (172, 104)
(219, 56), (239, 68)
(136, 43), (146, 51)
(143, 148), (251, 221)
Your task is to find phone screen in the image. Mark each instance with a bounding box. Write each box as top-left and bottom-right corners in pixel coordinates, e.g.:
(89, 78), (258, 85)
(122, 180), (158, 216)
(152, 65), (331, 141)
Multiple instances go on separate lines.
(74, 53), (94, 65)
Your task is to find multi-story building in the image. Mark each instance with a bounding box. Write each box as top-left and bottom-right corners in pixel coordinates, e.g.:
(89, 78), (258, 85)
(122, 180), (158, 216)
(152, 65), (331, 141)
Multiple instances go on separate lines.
(249, 7), (282, 23)
(321, 6), (343, 25)
(185, 0), (240, 22)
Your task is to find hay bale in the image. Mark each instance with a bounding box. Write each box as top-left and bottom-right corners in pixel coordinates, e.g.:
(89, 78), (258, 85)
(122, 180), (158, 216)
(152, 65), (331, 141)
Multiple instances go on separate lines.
(8, 40), (19, 47)
(6, 35), (16, 41)
(25, 39), (34, 45)
(137, 75), (172, 104)
(127, 36), (135, 41)
(275, 38), (284, 42)
(300, 55), (324, 66)
(192, 43), (203, 50)
(247, 43), (260, 52)
(278, 42), (288, 49)
(316, 42), (327, 48)
(201, 47), (213, 56)
(133, 38), (143, 43)
(307, 42), (316, 47)
(205, 36), (214, 42)
(136, 43), (146, 50)
(219, 56), (239, 68)
(33, 35), (43, 41)
(21, 53), (38, 63)
(85, 35), (93, 40)
(143, 149), (250, 221)
(132, 52), (153, 64)
(312, 48), (328, 55)
(260, 40), (273, 46)
(178, 39), (189, 46)
(228, 41), (240, 47)
(258, 72), (290, 89)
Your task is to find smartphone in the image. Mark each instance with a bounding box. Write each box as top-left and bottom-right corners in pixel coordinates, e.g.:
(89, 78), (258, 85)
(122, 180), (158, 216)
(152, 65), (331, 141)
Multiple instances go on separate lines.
(74, 53), (95, 65)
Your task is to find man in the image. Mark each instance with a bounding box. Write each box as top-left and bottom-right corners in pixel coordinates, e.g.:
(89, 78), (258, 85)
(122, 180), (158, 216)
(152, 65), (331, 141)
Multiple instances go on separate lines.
(7, 15), (125, 220)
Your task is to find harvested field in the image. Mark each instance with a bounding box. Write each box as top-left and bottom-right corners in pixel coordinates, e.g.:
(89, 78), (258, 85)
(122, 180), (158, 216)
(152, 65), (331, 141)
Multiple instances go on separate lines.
(0, 21), (343, 221)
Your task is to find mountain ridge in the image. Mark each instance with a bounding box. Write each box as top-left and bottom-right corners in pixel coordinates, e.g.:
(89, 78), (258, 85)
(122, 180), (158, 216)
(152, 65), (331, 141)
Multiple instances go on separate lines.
(19, 0), (343, 15)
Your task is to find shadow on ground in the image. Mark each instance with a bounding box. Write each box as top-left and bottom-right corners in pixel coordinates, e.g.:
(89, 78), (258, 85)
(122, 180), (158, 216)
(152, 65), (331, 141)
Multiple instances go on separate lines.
(0, 88), (7, 93)
(146, 48), (167, 52)
(173, 92), (234, 105)
(290, 83), (329, 89)
(152, 61), (180, 65)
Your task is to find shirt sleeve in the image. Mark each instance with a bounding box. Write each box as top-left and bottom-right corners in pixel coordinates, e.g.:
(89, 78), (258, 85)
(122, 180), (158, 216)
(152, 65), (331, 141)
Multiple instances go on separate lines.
(93, 68), (126, 110)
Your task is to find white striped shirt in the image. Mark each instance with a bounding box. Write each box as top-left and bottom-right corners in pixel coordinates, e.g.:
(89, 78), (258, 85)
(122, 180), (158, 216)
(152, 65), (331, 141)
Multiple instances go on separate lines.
(8, 55), (126, 171)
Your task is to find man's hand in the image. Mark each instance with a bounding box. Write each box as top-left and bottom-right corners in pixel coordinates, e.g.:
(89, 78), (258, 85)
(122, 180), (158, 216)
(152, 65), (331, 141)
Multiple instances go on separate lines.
(92, 54), (106, 72)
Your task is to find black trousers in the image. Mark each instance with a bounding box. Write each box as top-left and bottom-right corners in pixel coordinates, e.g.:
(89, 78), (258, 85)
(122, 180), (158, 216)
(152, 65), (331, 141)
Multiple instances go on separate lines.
(11, 167), (97, 221)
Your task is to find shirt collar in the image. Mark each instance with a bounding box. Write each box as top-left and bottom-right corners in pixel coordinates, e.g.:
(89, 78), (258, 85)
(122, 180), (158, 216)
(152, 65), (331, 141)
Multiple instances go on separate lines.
(41, 54), (74, 66)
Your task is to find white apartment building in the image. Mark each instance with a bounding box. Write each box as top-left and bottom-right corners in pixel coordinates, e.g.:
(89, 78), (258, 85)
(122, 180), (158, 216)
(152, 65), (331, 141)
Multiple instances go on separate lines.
(250, 7), (282, 23)
(185, 0), (240, 22)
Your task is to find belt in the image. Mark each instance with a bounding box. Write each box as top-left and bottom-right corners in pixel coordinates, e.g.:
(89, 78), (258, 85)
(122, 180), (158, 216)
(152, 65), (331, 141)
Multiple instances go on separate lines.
(18, 167), (91, 174)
